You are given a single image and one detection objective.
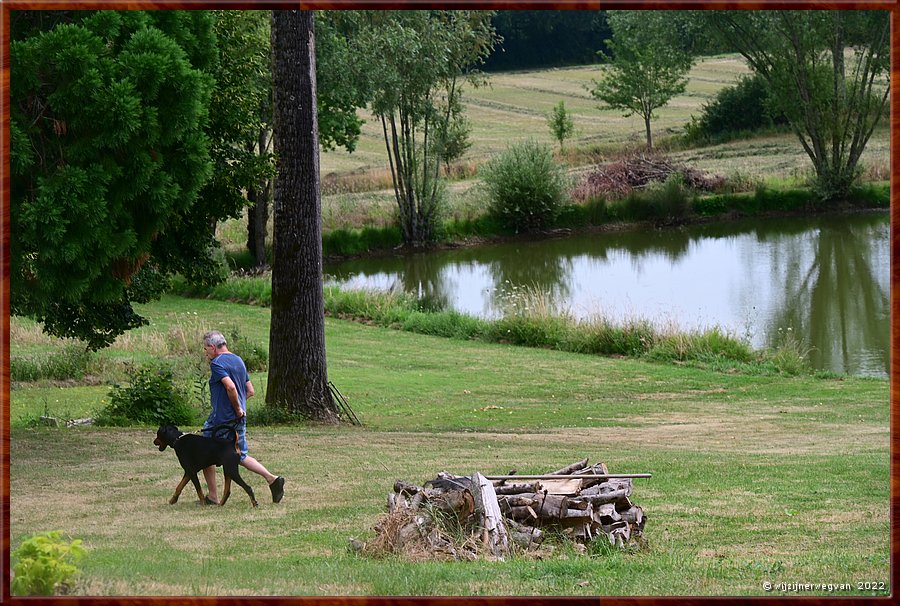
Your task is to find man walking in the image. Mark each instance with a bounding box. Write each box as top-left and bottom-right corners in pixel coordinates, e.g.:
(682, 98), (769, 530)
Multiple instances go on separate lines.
(201, 330), (285, 504)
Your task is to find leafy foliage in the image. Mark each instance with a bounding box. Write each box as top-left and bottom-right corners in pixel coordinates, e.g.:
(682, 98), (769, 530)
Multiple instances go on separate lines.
(546, 100), (576, 151)
(591, 11), (694, 149)
(10, 11), (221, 348)
(12, 531), (86, 596)
(685, 73), (787, 143)
(481, 140), (569, 232)
(357, 10), (498, 245)
(225, 326), (268, 372)
(97, 365), (200, 426)
(483, 11), (610, 71)
(700, 10), (890, 201)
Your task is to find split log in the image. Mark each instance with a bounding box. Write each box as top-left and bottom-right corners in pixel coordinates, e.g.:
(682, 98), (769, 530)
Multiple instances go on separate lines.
(593, 502), (622, 525)
(539, 478), (583, 495)
(473, 472), (509, 559)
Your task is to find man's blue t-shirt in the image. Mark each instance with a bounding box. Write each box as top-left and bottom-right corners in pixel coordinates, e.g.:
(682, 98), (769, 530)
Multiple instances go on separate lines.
(207, 353), (249, 427)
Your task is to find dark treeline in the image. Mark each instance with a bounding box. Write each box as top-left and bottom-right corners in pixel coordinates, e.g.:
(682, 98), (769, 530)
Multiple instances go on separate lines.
(483, 10), (740, 72)
(483, 11), (610, 71)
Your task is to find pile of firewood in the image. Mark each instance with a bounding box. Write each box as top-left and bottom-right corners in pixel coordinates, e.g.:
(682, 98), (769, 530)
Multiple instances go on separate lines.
(571, 152), (725, 202)
(351, 458), (648, 561)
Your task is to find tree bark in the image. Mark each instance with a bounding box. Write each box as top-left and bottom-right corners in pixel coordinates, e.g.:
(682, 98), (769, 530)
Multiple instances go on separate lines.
(268, 9), (339, 423)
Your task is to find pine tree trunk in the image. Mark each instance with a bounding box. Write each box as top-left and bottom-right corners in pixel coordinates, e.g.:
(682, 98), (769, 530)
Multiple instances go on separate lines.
(268, 9), (339, 423)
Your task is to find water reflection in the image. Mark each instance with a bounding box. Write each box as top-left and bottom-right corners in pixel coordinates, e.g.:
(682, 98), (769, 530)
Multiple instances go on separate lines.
(325, 212), (889, 377)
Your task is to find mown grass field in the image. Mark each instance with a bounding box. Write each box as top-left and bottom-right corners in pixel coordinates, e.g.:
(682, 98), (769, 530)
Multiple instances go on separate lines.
(9, 296), (890, 596)
(211, 54), (890, 241)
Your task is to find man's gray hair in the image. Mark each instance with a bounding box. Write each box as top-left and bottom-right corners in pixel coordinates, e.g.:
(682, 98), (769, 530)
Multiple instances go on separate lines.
(203, 331), (227, 348)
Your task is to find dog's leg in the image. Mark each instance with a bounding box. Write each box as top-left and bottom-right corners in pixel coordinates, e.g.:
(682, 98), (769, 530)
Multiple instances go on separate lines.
(228, 468), (258, 508)
(220, 475), (232, 506)
(170, 474), (190, 504)
(188, 473), (205, 503)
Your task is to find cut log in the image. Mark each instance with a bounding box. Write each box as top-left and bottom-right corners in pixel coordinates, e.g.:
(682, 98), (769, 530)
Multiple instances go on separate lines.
(560, 507), (593, 520)
(570, 491), (631, 507)
(507, 505), (539, 522)
(501, 495), (536, 508)
(494, 482), (542, 495)
(573, 462), (609, 487)
(618, 505), (645, 527)
(394, 480), (422, 496)
(547, 458), (590, 475)
(527, 493), (570, 520)
(432, 488), (475, 518)
(580, 478), (633, 497)
(409, 492), (426, 509)
(387, 492), (409, 513)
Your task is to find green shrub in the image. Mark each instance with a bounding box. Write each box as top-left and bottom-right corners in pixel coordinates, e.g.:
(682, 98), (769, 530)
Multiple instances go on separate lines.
(96, 365), (200, 427)
(226, 326), (268, 372)
(10, 344), (94, 382)
(685, 74), (786, 143)
(12, 531), (86, 596)
(481, 139), (568, 232)
(618, 175), (692, 225)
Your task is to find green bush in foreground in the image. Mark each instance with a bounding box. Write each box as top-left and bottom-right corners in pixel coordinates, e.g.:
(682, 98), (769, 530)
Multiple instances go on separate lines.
(12, 531), (86, 596)
(96, 365), (201, 427)
(481, 139), (569, 232)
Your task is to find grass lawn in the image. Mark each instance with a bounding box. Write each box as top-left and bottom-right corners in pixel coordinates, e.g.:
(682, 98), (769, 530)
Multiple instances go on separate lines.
(9, 296), (890, 596)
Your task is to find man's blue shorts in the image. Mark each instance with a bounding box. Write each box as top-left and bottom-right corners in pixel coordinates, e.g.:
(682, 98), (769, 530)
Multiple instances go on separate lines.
(203, 418), (248, 461)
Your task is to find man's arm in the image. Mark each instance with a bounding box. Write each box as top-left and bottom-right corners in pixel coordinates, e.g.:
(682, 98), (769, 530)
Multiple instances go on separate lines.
(246, 380), (255, 398)
(220, 376), (245, 418)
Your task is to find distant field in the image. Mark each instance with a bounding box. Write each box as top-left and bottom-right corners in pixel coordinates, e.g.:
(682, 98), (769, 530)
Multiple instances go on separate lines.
(320, 55), (755, 176)
(215, 54), (888, 240)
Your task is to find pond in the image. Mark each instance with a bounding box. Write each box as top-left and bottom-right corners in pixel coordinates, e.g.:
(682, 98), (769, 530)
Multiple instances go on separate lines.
(325, 212), (890, 377)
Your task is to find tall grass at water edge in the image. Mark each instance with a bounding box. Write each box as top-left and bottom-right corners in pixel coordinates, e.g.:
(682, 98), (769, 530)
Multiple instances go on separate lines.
(177, 277), (813, 376)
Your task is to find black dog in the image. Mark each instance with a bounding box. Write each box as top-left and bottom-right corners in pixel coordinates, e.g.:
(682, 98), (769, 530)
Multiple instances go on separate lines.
(154, 424), (258, 508)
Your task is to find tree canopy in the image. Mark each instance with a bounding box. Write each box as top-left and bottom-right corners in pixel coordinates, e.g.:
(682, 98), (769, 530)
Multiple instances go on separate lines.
(355, 10), (498, 245)
(699, 10), (889, 201)
(11, 11), (222, 348)
(591, 11), (694, 149)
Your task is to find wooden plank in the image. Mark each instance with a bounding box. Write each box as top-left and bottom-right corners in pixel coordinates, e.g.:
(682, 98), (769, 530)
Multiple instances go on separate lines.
(537, 478), (583, 495)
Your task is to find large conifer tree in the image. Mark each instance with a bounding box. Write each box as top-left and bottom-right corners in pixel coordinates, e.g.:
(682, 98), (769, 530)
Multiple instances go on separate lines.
(10, 11), (222, 348)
